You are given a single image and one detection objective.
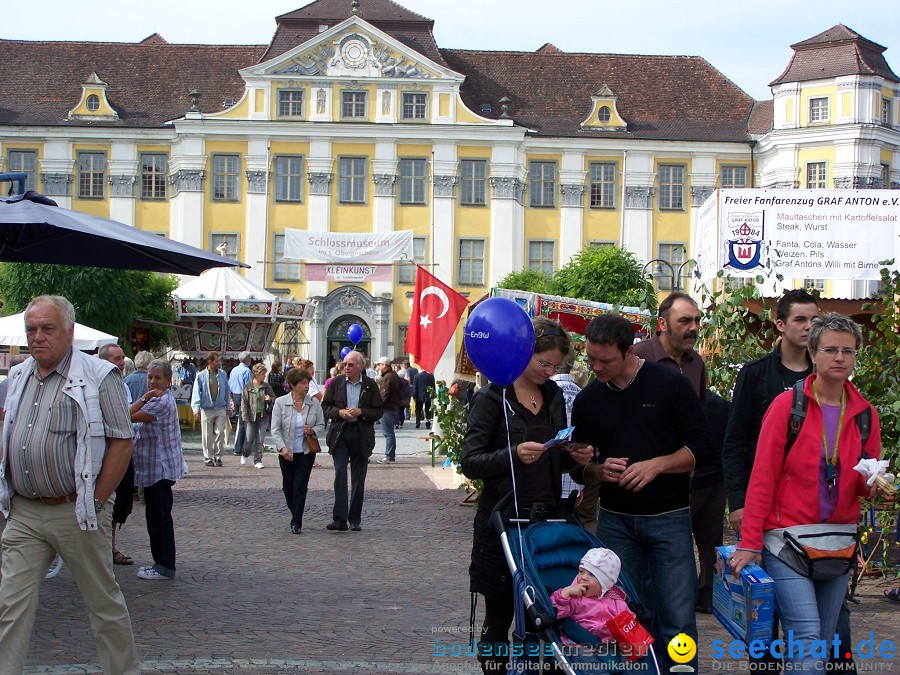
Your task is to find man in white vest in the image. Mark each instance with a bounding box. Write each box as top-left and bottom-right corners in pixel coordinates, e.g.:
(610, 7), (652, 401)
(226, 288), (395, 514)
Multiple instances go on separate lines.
(0, 295), (139, 674)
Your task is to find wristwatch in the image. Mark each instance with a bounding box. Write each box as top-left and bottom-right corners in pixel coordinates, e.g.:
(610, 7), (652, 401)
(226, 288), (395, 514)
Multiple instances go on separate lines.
(140, 395), (149, 404)
(94, 498), (104, 513)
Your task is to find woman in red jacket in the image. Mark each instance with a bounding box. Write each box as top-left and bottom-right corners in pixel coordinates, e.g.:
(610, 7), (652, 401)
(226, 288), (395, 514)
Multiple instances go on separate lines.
(730, 313), (882, 671)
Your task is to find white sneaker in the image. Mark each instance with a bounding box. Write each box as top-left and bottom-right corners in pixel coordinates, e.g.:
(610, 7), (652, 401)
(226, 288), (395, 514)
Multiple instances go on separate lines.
(240, 456), (247, 466)
(254, 461), (264, 469)
(137, 566), (170, 580)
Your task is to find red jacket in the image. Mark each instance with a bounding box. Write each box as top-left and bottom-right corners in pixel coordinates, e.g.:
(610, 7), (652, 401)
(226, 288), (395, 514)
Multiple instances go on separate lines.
(740, 375), (880, 551)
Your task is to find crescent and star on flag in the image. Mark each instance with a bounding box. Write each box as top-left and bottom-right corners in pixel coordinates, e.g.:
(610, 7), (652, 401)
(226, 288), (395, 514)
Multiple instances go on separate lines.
(418, 286), (450, 330)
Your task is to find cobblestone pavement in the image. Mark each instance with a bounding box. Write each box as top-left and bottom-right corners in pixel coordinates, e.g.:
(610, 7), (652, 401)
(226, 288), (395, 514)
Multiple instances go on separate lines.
(2, 423), (898, 674)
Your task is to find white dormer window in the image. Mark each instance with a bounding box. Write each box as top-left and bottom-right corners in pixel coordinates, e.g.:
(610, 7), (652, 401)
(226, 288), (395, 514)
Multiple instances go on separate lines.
(809, 97), (829, 123)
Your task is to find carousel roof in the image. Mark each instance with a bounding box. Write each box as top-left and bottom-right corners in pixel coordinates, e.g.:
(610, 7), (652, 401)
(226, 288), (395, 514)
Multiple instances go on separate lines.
(172, 267), (275, 302)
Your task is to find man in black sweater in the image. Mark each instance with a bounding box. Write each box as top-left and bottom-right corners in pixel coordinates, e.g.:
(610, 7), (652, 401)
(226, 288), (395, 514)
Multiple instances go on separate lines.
(572, 313), (713, 673)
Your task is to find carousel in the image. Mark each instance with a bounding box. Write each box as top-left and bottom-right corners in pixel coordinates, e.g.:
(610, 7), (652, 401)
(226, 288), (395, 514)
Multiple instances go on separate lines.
(169, 267), (315, 359)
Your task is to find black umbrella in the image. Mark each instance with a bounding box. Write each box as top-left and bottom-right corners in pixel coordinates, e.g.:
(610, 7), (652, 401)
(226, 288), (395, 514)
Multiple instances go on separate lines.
(0, 191), (248, 275)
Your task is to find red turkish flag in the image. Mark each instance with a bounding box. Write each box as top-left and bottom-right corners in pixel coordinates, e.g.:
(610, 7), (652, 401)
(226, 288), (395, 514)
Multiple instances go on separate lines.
(404, 266), (468, 373)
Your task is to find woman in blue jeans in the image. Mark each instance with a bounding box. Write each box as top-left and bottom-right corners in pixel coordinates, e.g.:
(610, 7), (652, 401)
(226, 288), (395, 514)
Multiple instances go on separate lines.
(271, 367), (325, 534)
(731, 314), (883, 671)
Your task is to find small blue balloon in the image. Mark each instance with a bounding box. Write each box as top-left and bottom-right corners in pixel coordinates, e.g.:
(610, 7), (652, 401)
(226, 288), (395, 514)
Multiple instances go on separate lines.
(464, 298), (535, 386)
(347, 323), (364, 345)
(340, 346), (352, 360)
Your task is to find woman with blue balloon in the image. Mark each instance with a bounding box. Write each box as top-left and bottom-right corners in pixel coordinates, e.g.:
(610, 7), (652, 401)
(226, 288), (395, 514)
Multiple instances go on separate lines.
(461, 309), (593, 674)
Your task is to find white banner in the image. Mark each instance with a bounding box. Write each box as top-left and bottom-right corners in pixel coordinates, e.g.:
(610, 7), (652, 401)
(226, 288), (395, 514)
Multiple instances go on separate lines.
(696, 189), (900, 282)
(283, 229), (413, 263)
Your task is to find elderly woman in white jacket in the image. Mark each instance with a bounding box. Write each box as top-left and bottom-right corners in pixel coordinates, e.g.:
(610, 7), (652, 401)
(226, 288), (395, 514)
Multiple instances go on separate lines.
(271, 367), (326, 534)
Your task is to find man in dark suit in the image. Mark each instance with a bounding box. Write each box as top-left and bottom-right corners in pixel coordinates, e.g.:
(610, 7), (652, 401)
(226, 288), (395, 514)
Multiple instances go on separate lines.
(412, 368), (435, 429)
(321, 351), (383, 532)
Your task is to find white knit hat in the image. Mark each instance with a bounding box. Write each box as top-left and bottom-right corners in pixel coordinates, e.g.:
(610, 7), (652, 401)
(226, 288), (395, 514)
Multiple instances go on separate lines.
(579, 547), (621, 596)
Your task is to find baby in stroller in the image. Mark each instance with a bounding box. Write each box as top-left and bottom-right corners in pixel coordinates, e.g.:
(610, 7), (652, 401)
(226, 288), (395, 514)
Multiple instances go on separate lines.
(550, 547), (634, 643)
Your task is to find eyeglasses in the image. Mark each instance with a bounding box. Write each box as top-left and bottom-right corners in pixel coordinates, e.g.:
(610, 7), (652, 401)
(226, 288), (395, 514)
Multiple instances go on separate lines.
(817, 347), (858, 357)
(536, 357), (564, 374)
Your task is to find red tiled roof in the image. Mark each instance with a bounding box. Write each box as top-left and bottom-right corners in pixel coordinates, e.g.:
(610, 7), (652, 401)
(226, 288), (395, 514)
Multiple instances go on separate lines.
(276, 0), (432, 23)
(748, 99), (774, 135)
(262, 0), (446, 67)
(0, 39), (266, 127)
(770, 24), (898, 86)
(441, 49), (756, 141)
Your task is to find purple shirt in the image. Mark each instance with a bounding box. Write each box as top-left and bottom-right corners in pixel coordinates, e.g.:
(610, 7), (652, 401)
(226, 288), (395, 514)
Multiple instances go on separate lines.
(819, 403), (841, 521)
(133, 390), (184, 488)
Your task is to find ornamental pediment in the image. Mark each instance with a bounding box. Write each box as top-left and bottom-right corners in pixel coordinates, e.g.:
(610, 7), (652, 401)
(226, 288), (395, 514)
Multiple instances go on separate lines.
(244, 16), (462, 83)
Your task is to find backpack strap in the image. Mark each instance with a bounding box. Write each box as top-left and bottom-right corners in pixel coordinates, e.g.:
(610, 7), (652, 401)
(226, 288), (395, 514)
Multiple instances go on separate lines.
(785, 379), (873, 459)
(785, 380), (807, 457)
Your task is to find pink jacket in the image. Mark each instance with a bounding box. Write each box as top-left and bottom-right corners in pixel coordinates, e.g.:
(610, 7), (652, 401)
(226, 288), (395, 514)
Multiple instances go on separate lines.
(550, 580), (633, 643)
(740, 375), (881, 552)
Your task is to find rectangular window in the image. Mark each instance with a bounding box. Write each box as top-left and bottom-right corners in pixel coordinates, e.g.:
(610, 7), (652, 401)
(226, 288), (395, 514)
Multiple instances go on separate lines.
(806, 162), (827, 189)
(724, 277), (748, 292)
(658, 165), (685, 211)
(7, 150), (37, 191)
(809, 97), (829, 123)
(804, 278), (825, 292)
(529, 161), (556, 208)
(209, 233), (239, 261)
(882, 164), (891, 188)
(339, 157), (367, 203)
(528, 240), (556, 276)
(278, 90), (304, 117)
(460, 159), (487, 206)
(458, 238), (485, 286)
(883, 98), (892, 125)
(212, 154), (240, 200)
(720, 165), (748, 189)
(398, 236), (427, 285)
(588, 162), (616, 209)
(341, 91), (367, 118)
(273, 234), (301, 281)
(401, 92), (428, 120)
(274, 156), (304, 202)
(657, 242), (687, 291)
(140, 154), (167, 200)
(399, 158), (427, 205)
(77, 151), (106, 199)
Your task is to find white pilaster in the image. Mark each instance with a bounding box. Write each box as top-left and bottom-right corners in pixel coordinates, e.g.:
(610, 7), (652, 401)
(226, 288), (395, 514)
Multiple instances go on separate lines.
(39, 141), (74, 209)
(244, 138), (270, 289)
(559, 151), (586, 264)
(168, 136), (206, 252)
(372, 140), (398, 298)
(431, 142), (458, 383)
(621, 152), (655, 261)
(108, 141), (137, 226)
(306, 138), (333, 298)
(489, 144), (526, 284)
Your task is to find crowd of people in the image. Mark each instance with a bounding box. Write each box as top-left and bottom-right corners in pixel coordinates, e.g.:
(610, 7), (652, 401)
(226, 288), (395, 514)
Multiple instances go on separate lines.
(463, 291), (890, 674)
(0, 290), (893, 674)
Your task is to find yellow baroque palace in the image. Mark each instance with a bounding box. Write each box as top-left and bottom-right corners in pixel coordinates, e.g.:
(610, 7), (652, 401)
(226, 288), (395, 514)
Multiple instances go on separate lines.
(1, 0), (898, 373)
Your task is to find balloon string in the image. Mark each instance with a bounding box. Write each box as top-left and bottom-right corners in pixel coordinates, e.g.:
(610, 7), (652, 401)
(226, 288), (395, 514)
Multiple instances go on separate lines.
(501, 388), (526, 573)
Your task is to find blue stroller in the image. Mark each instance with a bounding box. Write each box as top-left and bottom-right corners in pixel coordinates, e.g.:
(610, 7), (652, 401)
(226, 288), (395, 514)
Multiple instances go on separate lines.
(492, 496), (661, 674)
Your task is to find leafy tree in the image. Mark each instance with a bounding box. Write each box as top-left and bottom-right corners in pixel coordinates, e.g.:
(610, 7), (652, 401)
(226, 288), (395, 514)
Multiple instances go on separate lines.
(551, 245), (656, 310)
(496, 267), (552, 294)
(0, 263), (177, 352)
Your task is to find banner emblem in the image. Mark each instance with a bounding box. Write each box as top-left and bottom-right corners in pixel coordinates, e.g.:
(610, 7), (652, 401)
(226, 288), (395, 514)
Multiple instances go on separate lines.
(725, 211), (764, 271)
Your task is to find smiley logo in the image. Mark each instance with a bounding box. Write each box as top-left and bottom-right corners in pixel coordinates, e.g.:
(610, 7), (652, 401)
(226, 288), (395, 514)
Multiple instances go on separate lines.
(667, 633), (696, 664)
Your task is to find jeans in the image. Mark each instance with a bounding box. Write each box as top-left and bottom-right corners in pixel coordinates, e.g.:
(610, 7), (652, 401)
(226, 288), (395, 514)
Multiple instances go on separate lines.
(380, 409), (398, 460)
(596, 507), (698, 672)
(762, 550), (849, 672)
(232, 394), (245, 454)
(331, 423), (368, 526)
(144, 479), (176, 577)
(243, 417), (268, 463)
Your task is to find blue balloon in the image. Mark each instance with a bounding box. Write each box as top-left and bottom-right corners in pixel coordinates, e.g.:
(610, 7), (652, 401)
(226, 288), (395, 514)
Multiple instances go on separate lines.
(464, 298), (535, 386)
(347, 323), (364, 345)
(340, 346), (352, 359)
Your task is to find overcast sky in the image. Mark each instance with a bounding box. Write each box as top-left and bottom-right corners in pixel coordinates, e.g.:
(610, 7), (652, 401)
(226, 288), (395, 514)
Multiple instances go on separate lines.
(5, 0), (899, 100)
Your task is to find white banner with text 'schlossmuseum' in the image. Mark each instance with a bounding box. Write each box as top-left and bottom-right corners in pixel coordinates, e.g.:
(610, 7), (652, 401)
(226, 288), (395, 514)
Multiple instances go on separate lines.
(696, 189), (900, 283)
(283, 229), (413, 263)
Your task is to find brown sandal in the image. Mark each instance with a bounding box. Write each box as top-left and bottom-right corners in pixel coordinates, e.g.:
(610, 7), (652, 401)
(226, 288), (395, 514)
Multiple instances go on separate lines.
(113, 549), (134, 565)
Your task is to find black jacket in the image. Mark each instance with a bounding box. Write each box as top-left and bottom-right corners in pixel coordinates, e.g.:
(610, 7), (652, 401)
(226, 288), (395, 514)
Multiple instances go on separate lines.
(722, 343), (813, 510)
(412, 370), (435, 402)
(461, 380), (578, 517)
(321, 374), (384, 456)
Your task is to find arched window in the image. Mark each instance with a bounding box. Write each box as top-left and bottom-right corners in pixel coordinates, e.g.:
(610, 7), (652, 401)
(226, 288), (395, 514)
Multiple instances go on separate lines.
(598, 106), (611, 122)
(86, 94), (100, 111)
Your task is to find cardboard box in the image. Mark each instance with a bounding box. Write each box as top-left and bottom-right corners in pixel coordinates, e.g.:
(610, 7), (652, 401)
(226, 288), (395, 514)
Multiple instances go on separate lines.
(713, 545), (775, 646)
